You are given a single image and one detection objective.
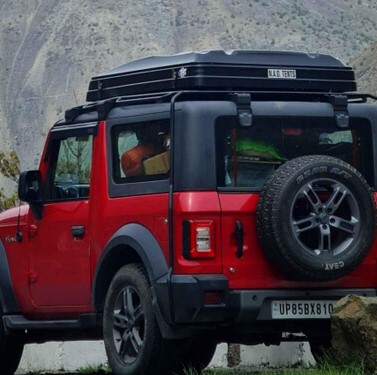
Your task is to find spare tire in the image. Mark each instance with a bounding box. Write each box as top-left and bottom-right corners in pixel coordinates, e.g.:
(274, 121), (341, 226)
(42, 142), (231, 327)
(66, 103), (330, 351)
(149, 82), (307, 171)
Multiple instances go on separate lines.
(256, 155), (376, 281)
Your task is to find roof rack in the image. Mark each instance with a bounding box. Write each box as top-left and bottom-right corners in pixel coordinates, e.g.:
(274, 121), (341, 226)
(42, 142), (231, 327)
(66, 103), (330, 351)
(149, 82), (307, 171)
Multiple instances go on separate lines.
(86, 50), (357, 102)
(344, 93), (377, 102)
(64, 93), (175, 123)
(63, 90), (376, 125)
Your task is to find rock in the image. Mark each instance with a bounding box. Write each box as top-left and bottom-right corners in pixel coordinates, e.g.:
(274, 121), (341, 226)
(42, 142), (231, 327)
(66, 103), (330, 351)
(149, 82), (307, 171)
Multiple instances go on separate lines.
(332, 295), (377, 372)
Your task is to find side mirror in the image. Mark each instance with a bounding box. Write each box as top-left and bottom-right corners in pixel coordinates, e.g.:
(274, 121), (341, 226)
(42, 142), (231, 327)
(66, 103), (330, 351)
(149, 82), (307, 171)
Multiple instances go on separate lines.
(18, 170), (43, 219)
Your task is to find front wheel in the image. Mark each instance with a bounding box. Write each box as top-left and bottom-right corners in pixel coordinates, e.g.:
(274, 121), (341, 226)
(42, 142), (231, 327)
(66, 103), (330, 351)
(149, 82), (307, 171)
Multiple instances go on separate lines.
(103, 264), (169, 375)
(0, 321), (24, 375)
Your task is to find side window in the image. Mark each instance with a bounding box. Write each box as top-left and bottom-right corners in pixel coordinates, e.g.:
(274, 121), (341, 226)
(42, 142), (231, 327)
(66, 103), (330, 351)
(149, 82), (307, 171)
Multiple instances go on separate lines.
(112, 120), (170, 183)
(47, 135), (93, 201)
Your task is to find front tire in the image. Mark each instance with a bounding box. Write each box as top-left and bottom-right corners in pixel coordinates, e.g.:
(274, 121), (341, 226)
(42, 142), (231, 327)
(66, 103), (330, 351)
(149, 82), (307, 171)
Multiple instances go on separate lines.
(0, 319), (24, 375)
(103, 264), (168, 375)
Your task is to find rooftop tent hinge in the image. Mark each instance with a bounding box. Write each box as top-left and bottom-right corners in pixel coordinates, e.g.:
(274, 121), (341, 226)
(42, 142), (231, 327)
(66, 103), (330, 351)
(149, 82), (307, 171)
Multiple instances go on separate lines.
(65, 106), (81, 123)
(97, 81), (103, 101)
(329, 95), (349, 128)
(232, 93), (252, 127)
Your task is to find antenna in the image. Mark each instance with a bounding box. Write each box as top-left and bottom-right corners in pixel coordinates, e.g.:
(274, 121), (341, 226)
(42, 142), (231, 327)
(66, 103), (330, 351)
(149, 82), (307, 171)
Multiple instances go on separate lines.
(73, 89), (79, 106)
(16, 200), (22, 242)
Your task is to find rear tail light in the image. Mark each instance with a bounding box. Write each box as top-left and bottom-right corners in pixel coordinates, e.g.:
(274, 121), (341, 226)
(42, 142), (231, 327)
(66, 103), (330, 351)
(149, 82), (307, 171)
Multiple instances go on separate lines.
(183, 220), (215, 259)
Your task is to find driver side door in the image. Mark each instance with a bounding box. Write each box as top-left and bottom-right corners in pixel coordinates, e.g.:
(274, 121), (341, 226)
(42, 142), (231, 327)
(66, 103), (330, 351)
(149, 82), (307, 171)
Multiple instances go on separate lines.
(28, 127), (94, 308)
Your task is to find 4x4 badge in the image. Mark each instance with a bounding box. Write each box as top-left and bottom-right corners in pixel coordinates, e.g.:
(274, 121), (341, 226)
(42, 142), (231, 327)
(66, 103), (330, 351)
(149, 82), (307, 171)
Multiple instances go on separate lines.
(5, 235), (18, 243)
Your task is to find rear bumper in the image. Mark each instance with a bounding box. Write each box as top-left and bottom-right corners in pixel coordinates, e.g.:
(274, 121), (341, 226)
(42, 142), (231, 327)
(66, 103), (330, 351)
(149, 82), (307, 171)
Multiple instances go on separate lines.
(170, 275), (229, 323)
(230, 288), (377, 322)
(168, 274), (376, 324)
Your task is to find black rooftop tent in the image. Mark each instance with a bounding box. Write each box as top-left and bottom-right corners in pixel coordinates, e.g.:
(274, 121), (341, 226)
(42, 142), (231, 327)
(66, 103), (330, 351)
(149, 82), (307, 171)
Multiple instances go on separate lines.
(86, 50), (357, 102)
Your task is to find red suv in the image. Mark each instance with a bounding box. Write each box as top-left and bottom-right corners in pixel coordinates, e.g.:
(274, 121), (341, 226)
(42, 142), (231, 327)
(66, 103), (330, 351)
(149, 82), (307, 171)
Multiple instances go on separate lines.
(1, 50), (376, 375)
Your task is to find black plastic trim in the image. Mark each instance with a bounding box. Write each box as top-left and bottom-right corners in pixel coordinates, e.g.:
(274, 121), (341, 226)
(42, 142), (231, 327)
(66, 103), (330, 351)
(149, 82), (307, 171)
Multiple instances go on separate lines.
(3, 313), (101, 331)
(92, 224), (177, 337)
(50, 122), (98, 138)
(92, 223), (170, 311)
(230, 288), (377, 322)
(0, 239), (20, 314)
(168, 273), (376, 326)
(173, 101), (236, 191)
(170, 274), (229, 324)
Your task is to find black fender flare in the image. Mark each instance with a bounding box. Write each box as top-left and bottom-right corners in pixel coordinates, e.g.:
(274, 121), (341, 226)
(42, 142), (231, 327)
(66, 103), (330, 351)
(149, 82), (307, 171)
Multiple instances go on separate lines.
(92, 223), (172, 321)
(0, 239), (20, 314)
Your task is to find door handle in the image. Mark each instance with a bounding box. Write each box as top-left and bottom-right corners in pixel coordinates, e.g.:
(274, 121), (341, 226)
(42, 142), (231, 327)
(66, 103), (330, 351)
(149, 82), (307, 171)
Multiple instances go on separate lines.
(71, 225), (85, 239)
(235, 221), (244, 258)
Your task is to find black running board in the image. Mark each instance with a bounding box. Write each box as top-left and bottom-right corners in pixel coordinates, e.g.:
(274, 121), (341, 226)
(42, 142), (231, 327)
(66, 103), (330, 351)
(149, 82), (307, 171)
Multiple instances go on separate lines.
(3, 313), (102, 331)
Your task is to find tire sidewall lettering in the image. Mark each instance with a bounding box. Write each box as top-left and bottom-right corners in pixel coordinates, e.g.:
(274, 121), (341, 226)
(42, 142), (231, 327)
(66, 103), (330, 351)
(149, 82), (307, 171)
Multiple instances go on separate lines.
(296, 165), (352, 185)
(296, 166), (328, 184)
(322, 261), (345, 271)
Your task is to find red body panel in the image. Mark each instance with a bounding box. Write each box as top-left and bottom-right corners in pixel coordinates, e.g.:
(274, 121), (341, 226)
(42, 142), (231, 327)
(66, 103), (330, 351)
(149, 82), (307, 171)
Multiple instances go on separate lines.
(27, 200), (91, 307)
(171, 191), (377, 289)
(88, 122), (170, 287)
(218, 193), (377, 290)
(0, 207), (30, 314)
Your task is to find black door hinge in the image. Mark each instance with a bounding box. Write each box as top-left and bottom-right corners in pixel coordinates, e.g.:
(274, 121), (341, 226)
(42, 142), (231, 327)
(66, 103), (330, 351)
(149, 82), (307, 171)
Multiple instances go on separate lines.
(232, 93), (252, 127)
(329, 95), (349, 128)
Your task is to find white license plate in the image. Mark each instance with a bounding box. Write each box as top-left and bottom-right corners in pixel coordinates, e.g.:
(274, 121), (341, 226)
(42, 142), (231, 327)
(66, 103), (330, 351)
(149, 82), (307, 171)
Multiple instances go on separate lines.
(268, 69), (297, 79)
(271, 300), (336, 319)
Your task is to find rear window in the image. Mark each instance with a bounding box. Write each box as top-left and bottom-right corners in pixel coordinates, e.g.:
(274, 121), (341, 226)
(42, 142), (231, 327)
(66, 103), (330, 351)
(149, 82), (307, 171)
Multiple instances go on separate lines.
(216, 117), (373, 191)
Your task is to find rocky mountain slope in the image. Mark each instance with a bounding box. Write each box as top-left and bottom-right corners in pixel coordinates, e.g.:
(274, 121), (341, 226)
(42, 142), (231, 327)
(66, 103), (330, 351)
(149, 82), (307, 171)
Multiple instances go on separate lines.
(351, 42), (377, 95)
(1, 0), (377, 179)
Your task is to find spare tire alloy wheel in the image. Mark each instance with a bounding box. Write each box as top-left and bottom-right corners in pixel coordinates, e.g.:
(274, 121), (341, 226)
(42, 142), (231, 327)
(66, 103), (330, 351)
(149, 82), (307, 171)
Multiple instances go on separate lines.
(103, 264), (169, 375)
(256, 155), (376, 281)
(292, 178), (360, 257)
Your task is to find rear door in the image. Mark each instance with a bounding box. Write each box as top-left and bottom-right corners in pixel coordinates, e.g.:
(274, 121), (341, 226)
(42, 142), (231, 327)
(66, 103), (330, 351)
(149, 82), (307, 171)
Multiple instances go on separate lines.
(216, 113), (376, 289)
(104, 111), (171, 264)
